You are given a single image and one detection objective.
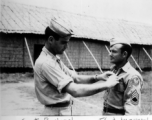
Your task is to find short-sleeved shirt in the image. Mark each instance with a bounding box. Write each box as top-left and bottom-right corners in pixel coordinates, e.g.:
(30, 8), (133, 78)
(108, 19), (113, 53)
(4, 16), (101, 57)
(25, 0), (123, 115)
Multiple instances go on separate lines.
(34, 47), (77, 105)
(103, 62), (143, 115)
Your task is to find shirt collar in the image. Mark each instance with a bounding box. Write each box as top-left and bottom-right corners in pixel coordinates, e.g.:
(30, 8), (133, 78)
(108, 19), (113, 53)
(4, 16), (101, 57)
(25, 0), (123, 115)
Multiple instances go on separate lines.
(112, 61), (131, 73)
(42, 47), (60, 61)
(121, 61), (131, 72)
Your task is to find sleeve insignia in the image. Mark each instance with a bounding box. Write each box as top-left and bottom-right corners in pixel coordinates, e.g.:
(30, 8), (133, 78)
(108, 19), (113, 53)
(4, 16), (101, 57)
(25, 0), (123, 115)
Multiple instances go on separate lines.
(132, 76), (140, 86)
(128, 75), (140, 88)
(131, 90), (139, 105)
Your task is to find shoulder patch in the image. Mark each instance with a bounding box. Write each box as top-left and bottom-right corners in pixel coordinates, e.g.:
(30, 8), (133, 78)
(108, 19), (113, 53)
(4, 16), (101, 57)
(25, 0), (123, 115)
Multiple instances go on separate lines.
(131, 90), (139, 105)
(131, 75), (140, 86)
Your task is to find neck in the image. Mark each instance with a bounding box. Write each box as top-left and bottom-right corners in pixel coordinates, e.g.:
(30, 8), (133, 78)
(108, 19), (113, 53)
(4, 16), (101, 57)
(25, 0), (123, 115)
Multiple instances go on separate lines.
(115, 60), (127, 70)
(45, 43), (56, 56)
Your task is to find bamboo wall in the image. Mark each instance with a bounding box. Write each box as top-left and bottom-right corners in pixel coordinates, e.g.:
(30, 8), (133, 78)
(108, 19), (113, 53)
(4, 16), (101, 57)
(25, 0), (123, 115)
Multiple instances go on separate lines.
(0, 33), (151, 72)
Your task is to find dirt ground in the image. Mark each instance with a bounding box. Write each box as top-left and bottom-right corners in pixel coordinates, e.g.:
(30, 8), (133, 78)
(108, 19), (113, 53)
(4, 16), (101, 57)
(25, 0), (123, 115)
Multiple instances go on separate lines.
(1, 81), (43, 116)
(1, 71), (152, 116)
(0, 75), (104, 116)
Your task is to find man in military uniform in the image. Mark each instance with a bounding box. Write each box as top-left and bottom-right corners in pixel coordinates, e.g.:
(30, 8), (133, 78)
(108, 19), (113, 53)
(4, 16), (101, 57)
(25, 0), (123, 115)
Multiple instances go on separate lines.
(103, 38), (143, 115)
(34, 18), (119, 116)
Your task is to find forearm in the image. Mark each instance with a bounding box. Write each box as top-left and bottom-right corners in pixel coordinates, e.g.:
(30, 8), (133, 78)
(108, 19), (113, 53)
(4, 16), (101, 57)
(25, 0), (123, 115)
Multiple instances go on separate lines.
(74, 74), (102, 84)
(65, 81), (108, 97)
(74, 71), (114, 84)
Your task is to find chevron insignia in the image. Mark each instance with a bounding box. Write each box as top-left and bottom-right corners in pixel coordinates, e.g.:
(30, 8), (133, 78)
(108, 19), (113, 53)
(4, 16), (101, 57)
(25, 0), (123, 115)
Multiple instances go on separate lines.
(131, 90), (139, 105)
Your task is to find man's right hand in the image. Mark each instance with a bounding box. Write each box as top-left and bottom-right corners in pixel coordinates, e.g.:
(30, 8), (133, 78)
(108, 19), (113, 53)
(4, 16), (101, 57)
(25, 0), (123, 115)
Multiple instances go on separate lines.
(97, 71), (115, 81)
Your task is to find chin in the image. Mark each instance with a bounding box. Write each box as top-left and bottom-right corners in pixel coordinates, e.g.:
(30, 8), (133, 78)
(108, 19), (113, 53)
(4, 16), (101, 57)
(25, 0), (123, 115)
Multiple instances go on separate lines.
(110, 61), (117, 65)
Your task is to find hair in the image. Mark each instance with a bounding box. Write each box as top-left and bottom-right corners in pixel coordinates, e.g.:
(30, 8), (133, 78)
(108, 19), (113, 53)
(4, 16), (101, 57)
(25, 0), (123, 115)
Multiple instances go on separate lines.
(120, 44), (132, 59)
(44, 26), (60, 40)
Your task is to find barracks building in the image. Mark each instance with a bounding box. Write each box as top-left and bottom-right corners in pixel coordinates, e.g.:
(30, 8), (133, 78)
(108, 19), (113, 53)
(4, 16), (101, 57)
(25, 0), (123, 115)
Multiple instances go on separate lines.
(0, 2), (152, 73)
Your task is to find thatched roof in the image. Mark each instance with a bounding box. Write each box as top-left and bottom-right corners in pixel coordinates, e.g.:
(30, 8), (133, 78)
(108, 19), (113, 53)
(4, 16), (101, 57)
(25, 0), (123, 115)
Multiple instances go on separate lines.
(1, 2), (152, 45)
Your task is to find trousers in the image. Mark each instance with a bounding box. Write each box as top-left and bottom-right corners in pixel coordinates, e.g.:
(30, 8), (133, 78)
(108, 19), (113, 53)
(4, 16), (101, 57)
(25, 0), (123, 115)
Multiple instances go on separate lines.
(41, 105), (72, 116)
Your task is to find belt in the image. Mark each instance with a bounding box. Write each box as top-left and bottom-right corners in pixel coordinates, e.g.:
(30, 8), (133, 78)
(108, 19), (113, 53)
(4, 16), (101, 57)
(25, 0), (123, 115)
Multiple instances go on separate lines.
(103, 107), (125, 115)
(45, 101), (71, 108)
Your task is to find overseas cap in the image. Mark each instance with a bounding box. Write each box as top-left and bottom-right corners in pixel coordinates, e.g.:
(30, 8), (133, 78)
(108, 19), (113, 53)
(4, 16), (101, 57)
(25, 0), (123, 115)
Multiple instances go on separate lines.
(110, 38), (131, 47)
(49, 18), (73, 37)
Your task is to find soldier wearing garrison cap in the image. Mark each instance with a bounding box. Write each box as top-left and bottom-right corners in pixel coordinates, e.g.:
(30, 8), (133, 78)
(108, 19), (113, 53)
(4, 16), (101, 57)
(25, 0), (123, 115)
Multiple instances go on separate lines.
(102, 38), (143, 115)
(110, 38), (131, 47)
(49, 18), (73, 37)
(34, 18), (119, 116)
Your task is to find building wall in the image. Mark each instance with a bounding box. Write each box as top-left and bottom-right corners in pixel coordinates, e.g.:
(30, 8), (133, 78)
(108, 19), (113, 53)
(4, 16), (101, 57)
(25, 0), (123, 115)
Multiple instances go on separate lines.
(0, 33), (45, 69)
(0, 33), (151, 72)
(130, 45), (152, 70)
(0, 34), (24, 68)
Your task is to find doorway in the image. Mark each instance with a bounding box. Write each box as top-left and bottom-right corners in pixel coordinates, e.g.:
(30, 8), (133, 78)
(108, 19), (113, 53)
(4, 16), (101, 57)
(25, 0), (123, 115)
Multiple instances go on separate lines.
(34, 44), (44, 63)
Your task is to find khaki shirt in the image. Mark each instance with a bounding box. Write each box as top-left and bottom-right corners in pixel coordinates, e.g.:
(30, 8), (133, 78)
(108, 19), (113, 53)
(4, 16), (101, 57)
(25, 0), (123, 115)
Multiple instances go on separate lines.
(34, 47), (76, 105)
(104, 62), (143, 115)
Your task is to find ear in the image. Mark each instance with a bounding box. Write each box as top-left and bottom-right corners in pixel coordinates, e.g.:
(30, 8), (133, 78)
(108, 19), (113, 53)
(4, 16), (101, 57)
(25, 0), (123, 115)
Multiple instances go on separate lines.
(48, 36), (54, 44)
(123, 51), (128, 58)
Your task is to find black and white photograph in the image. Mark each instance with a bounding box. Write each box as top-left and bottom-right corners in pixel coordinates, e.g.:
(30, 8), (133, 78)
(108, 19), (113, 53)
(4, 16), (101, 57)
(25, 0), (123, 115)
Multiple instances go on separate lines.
(0, 0), (152, 119)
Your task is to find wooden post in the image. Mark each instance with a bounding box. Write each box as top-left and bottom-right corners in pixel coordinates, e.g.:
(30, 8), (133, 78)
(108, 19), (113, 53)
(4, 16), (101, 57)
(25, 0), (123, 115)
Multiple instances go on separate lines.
(105, 45), (110, 54)
(82, 41), (103, 73)
(131, 55), (143, 72)
(24, 37), (34, 69)
(64, 51), (75, 72)
(143, 47), (152, 61)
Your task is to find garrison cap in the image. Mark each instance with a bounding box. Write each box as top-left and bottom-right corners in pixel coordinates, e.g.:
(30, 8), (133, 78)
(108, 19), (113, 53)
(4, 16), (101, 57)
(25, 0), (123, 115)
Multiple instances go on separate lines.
(49, 18), (73, 37)
(110, 38), (131, 47)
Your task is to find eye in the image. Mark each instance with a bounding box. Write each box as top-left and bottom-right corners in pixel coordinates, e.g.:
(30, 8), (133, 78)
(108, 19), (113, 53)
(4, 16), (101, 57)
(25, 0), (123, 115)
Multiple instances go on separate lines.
(61, 41), (68, 45)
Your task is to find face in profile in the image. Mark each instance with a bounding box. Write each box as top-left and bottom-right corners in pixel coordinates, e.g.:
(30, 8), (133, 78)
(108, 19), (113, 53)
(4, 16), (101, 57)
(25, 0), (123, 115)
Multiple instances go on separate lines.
(109, 44), (124, 64)
(53, 36), (71, 55)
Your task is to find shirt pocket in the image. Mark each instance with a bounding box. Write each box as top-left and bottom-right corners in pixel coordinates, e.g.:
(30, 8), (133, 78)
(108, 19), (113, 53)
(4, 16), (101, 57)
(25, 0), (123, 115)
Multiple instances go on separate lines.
(114, 78), (125, 93)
